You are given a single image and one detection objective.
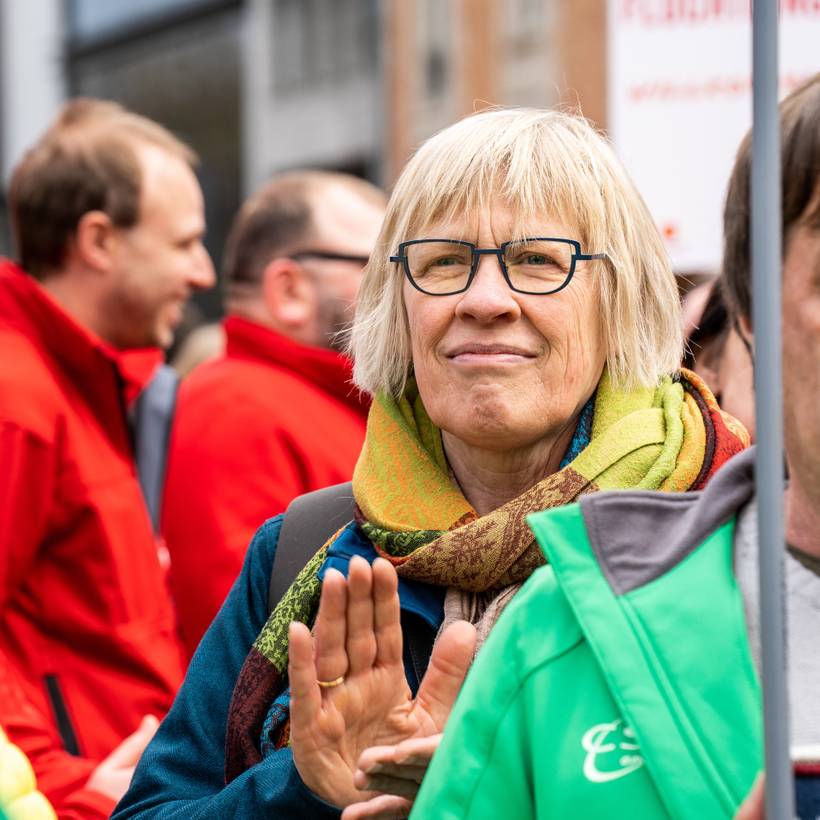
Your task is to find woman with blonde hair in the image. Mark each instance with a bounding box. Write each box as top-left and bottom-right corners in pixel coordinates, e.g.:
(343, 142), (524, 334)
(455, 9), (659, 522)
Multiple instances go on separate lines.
(114, 108), (748, 818)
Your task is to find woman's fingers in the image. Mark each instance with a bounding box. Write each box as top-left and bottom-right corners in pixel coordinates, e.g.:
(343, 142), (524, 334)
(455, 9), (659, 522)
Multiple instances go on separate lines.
(359, 735), (441, 773)
(341, 793), (413, 820)
(415, 620), (477, 729)
(372, 558), (402, 667)
(354, 763), (427, 790)
(313, 557), (401, 687)
(314, 568), (349, 683)
(288, 621), (322, 721)
(346, 555), (378, 674)
(353, 773), (421, 799)
(354, 734), (440, 792)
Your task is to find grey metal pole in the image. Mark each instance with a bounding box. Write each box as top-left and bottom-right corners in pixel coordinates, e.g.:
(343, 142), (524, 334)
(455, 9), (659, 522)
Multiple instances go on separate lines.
(751, 1), (793, 817)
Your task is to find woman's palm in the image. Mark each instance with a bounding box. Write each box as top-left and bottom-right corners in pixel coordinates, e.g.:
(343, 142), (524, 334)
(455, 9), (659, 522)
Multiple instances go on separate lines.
(288, 557), (475, 807)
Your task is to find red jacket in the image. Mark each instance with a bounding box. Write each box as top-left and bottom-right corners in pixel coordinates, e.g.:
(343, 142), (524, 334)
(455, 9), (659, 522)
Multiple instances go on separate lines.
(162, 316), (369, 656)
(0, 651), (112, 820)
(0, 262), (185, 809)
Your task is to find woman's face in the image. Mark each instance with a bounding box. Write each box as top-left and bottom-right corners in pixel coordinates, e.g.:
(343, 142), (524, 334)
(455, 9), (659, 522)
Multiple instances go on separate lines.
(404, 200), (607, 453)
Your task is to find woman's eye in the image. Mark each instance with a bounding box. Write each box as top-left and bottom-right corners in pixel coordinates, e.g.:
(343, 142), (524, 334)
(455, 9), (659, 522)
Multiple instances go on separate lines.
(432, 256), (461, 267)
(511, 253), (552, 266)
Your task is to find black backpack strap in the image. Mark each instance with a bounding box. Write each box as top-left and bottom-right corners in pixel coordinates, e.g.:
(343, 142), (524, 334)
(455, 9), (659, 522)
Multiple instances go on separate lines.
(268, 482), (355, 615)
(402, 611), (436, 691)
(133, 364), (180, 533)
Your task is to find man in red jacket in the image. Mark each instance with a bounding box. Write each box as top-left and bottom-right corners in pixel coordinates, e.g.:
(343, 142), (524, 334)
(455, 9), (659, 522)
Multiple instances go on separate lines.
(0, 98), (215, 815)
(162, 171), (385, 656)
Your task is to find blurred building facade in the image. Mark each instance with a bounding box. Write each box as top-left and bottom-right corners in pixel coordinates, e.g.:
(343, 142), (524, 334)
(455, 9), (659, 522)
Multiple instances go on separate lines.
(0, 0), (606, 318)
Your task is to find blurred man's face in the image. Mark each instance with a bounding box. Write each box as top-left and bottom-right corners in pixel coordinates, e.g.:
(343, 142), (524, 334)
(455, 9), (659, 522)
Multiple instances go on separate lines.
(104, 143), (216, 349)
(300, 185), (385, 349)
(781, 205), (820, 498)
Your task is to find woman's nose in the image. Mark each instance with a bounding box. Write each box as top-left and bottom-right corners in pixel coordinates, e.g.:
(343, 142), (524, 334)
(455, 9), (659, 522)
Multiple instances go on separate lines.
(454, 253), (521, 323)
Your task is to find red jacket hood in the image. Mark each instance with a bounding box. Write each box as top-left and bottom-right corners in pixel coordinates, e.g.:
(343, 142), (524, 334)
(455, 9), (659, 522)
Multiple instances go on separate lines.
(223, 316), (370, 418)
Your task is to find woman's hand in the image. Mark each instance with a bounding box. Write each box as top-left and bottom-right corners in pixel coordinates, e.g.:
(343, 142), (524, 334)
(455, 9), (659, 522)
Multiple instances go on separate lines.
(341, 734), (442, 819)
(288, 555), (476, 808)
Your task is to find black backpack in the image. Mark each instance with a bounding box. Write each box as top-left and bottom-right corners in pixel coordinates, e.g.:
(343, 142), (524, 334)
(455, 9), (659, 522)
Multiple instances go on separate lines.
(266, 482), (435, 685)
(267, 482), (355, 614)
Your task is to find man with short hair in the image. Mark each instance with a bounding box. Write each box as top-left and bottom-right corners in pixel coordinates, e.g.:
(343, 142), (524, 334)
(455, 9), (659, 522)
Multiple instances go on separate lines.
(162, 171), (385, 655)
(356, 75), (820, 820)
(0, 98), (215, 816)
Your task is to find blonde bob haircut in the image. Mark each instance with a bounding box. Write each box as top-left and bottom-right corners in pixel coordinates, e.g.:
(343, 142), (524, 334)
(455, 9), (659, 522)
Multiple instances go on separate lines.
(350, 107), (683, 398)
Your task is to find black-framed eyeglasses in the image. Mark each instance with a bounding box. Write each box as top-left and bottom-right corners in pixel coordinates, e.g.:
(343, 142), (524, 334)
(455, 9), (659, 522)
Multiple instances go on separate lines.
(291, 249), (370, 267)
(390, 238), (607, 296)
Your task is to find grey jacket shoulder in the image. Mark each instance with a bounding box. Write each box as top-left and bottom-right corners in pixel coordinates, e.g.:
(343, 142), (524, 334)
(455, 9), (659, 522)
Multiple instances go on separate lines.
(578, 447), (756, 595)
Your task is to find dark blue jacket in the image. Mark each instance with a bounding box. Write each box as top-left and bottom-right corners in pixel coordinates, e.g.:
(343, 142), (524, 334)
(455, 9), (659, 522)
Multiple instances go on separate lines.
(113, 516), (444, 818)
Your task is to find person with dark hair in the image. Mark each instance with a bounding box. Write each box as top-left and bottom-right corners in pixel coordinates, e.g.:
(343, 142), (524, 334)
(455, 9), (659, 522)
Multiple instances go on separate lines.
(683, 281), (756, 439)
(161, 171), (386, 656)
(383, 73), (820, 820)
(0, 98), (214, 816)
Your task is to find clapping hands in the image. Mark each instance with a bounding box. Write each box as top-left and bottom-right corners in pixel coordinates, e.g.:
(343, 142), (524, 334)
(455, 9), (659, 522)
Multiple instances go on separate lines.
(288, 555), (476, 810)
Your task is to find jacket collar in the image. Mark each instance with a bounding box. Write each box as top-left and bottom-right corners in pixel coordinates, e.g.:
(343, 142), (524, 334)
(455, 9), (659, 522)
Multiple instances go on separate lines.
(223, 316), (369, 418)
(0, 260), (160, 409)
(578, 446), (756, 595)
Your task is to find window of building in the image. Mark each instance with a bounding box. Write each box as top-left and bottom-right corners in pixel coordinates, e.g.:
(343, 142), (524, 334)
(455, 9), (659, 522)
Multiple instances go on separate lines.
(272, 0), (378, 93)
(67, 0), (221, 43)
(422, 0), (451, 99)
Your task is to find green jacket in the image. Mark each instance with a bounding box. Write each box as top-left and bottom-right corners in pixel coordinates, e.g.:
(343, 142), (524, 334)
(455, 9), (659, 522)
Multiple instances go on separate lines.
(413, 448), (761, 819)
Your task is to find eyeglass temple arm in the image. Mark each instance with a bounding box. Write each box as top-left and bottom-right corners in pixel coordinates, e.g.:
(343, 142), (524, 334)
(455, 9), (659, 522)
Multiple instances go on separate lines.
(576, 252), (608, 261)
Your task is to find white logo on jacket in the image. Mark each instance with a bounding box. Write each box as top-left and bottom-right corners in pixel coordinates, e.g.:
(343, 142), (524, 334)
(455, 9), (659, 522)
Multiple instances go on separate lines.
(582, 719), (645, 783)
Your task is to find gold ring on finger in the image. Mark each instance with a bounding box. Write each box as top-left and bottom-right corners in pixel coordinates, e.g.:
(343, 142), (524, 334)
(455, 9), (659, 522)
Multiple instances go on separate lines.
(317, 675), (345, 688)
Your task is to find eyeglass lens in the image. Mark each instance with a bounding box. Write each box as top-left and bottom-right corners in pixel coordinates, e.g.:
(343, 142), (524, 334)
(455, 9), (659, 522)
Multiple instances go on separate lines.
(405, 239), (574, 294)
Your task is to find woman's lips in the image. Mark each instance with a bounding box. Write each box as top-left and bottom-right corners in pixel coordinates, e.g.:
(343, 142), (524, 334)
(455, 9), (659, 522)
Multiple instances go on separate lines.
(445, 345), (537, 365)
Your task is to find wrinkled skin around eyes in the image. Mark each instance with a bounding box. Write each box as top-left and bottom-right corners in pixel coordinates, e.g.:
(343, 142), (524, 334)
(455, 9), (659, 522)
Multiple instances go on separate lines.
(403, 201), (607, 501)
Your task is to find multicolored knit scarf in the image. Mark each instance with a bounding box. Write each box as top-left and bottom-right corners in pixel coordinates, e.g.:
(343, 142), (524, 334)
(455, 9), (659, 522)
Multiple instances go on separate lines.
(224, 368), (748, 781)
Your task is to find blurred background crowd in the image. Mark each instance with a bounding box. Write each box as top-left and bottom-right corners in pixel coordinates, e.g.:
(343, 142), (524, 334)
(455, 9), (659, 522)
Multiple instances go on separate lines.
(1, 2), (819, 819)
(2, 0), (816, 363)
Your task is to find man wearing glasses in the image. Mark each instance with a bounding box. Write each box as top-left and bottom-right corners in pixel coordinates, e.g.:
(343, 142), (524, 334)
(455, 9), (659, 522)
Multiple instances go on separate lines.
(162, 171), (386, 657)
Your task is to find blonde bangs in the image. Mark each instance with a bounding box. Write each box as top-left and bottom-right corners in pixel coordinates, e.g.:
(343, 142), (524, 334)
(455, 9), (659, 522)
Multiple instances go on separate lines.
(388, 110), (607, 245)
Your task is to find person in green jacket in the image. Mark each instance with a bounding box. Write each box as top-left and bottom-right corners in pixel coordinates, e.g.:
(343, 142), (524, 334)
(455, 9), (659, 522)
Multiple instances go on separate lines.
(341, 73), (820, 820)
(411, 446), (764, 819)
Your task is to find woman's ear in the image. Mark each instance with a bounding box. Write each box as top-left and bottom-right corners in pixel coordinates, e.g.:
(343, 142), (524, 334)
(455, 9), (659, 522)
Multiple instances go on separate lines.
(261, 257), (316, 331)
(73, 210), (116, 274)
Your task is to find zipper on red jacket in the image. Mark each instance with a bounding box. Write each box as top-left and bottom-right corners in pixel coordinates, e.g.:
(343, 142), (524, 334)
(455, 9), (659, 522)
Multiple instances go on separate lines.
(44, 675), (81, 756)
